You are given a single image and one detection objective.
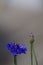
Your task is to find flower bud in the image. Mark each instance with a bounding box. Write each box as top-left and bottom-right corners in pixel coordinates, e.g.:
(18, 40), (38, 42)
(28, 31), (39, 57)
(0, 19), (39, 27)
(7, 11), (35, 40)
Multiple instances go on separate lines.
(29, 32), (34, 43)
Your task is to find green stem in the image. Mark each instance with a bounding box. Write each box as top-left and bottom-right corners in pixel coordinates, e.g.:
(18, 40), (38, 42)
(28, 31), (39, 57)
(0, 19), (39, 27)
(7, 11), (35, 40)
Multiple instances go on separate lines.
(33, 44), (38, 65)
(14, 56), (17, 65)
(31, 43), (33, 65)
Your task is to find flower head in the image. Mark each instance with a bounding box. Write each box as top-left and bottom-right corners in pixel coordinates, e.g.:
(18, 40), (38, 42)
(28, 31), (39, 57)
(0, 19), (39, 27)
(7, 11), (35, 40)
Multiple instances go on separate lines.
(29, 32), (34, 43)
(6, 42), (27, 56)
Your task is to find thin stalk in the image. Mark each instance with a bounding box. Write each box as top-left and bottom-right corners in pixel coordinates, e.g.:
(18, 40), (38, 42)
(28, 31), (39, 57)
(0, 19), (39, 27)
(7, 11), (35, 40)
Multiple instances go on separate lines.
(33, 44), (38, 65)
(14, 56), (17, 65)
(31, 43), (33, 65)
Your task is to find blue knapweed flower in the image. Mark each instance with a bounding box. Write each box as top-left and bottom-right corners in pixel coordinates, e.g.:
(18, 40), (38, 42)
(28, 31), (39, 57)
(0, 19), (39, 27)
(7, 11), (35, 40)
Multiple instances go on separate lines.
(19, 44), (27, 54)
(6, 42), (27, 56)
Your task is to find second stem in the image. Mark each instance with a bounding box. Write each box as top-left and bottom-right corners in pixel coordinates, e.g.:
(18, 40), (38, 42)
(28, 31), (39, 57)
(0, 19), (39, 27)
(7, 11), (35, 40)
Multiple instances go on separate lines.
(31, 43), (33, 65)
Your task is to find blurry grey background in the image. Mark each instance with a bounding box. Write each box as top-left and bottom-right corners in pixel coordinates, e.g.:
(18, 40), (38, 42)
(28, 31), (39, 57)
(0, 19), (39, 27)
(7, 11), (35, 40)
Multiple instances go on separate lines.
(0, 0), (43, 65)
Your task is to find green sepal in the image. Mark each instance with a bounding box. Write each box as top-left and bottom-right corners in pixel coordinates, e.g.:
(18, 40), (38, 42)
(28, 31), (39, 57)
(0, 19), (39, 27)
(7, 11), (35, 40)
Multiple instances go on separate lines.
(29, 38), (34, 44)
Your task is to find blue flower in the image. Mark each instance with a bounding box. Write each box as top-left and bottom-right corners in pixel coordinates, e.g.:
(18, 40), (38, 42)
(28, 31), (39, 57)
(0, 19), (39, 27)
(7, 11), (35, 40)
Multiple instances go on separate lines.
(19, 44), (27, 54)
(6, 42), (27, 56)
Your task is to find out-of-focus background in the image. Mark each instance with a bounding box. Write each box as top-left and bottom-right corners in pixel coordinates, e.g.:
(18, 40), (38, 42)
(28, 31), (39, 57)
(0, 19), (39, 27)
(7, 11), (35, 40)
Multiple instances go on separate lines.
(0, 0), (43, 65)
